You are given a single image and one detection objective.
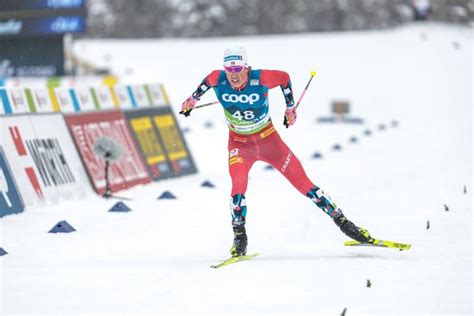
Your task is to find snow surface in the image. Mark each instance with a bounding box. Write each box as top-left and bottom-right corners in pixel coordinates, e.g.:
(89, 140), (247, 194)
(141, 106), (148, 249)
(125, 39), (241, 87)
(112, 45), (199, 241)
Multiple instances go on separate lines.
(1, 23), (473, 316)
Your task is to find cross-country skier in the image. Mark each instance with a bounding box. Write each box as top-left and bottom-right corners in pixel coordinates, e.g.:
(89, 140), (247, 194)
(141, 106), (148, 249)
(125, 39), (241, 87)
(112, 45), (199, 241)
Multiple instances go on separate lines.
(180, 47), (371, 257)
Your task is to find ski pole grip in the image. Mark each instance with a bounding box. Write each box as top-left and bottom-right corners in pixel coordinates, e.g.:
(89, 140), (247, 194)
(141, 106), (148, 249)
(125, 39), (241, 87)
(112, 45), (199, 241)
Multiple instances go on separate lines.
(179, 109), (192, 117)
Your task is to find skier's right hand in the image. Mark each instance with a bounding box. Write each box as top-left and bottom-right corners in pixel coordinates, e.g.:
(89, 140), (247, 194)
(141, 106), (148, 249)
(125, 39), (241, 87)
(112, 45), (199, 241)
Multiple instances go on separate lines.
(284, 106), (297, 128)
(179, 96), (198, 117)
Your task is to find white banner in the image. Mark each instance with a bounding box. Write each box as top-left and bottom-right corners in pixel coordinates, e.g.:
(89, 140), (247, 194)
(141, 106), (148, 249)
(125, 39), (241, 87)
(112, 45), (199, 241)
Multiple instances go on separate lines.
(0, 114), (92, 208)
(148, 84), (168, 106)
(131, 85), (151, 107)
(113, 85), (134, 109)
(31, 89), (54, 113)
(7, 89), (30, 114)
(95, 87), (116, 109)
(0, 115), (45, 207)
(54, 88), (76, 113)
(29, 114), (92, 202)
(75, 87), (96, 111)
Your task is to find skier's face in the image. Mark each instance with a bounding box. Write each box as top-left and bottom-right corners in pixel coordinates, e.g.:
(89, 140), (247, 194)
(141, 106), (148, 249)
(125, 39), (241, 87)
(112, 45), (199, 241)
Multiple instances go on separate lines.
(225, 66), (249, 89)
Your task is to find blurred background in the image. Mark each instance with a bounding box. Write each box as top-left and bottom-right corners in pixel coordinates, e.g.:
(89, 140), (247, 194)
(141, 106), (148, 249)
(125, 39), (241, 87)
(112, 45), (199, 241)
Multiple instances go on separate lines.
(86, 0), (473, 38)
(0, 0), (472, 79)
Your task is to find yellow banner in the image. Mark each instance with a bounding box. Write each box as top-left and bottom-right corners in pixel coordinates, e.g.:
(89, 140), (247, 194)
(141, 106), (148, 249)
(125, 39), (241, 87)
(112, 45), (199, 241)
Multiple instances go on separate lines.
(153, 114), (187, 160)
(130, 117), (166, 164)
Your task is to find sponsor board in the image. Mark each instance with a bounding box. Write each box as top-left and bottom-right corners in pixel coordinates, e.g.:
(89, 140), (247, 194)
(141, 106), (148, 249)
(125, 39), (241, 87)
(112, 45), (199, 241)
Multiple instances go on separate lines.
(113, 85), (135, 109)
(147, 84), (168, 106)
(3, 77), (48, 88)
(0, 89), (6, 114)
(131, 85), (152, 107)
(1, 0), (85, 12)
(124, 108), (174, 180)
(30, 88), (54, 113)
(0, 16), (85, 37)
(0, 37), (64, 77)
(0, 146), (24, 217)
(126, 107), (197, 179)
(64, 110), (151, 194)
(6, 88), (30, 113)
(0, 115), (42, 206)
(75, 87), (97, 111)
(54, 88), (78, 112)
(94, 87), (116, 109)
(0, 113), (90, 207)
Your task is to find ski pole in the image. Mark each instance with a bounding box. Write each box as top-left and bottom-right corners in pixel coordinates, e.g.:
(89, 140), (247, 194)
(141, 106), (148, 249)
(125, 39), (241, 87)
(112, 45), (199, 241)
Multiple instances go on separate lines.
(179, 101), (220, 117)
(284, 70), (317, 128)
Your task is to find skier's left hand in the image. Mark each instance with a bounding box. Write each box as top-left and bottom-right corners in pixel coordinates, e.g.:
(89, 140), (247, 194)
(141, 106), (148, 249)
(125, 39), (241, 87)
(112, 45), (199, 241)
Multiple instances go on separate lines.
(284, 106), (297, 128)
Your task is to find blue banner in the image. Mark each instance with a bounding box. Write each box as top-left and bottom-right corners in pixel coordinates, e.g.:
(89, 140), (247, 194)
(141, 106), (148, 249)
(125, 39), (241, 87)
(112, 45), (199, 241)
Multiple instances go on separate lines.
(0, 147), (24, 217)
(0, 15), (85, 36)
(0, 89), (12, 113)
(0, 0), (85, 11)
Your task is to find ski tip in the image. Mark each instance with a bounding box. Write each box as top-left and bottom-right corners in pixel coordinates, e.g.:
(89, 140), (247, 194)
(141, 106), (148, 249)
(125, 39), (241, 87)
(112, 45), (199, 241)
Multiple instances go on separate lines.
(344, 240), (411, 251)
(210, 253), (260, 269)
(344, 241), (360, 246)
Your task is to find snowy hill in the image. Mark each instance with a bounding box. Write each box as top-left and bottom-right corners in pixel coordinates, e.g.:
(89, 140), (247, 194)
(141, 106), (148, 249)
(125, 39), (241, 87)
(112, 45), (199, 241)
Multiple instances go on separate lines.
(1, 23), (472, 315)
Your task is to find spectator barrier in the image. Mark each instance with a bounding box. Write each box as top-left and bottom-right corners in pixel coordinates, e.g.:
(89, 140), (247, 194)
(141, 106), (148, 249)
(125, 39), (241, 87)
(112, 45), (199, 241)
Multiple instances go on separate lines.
(0, 113), (91, 208)
(64, 110), (151, 195)
(0, 81), (196, 216)
(0, 146), (24, 216)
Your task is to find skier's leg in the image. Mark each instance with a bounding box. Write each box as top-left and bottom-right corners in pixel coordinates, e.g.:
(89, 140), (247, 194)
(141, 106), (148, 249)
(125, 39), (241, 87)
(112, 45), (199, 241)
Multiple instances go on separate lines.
(259, 130), (371, 243)
(266, 150), (342, 218)
(228, 148), (256, 226)
(258, 130), (340, 215)
(228, 141), (257, 256)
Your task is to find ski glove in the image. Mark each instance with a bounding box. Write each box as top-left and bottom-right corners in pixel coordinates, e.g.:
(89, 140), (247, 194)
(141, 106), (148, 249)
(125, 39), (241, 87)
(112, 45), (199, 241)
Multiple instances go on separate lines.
(179, 96), (198, 117)
(284, 106), (297, 128)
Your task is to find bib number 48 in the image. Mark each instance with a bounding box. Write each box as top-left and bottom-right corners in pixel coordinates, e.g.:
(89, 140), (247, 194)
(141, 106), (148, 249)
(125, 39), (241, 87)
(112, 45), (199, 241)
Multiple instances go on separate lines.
(232, 110), (255, 120)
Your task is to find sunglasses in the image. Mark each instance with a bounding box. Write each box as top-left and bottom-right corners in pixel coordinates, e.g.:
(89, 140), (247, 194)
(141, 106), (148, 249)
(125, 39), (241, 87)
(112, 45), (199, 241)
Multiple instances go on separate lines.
(224, 66), (245, 73)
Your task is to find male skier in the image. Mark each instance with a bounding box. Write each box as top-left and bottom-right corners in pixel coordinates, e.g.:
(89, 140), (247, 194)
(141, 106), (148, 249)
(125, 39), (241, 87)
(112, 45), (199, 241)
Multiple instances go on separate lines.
(181, 47), (371, 257)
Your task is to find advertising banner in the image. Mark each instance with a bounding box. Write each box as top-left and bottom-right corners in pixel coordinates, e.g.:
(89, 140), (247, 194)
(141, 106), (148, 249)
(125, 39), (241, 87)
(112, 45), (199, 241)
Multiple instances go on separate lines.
(0, 16), (85, 37)
(0, 115), (41, 206)
(75, 87), (98, 111)
(3, 77), (48, 88)
(130, 85), (152, 107)
(94, 87), (116, 109)
(113, 85), (135, 109)
(5, 88), (31, 114)
(0, 89), (7, 114)
(54, 88), (76, 112)
(28, 114), (91, 200)
(147, 84), (169, 106)
(0, 0), (85, 11)
(0, 114), (91, 207)
(124, 107), (197, 179)
(124, 109), (173, 180)
(0, 146), (24, 217)
(30, 88), (54, 113)
(0, 37), (64, 77)
(64, 110), (151, 194)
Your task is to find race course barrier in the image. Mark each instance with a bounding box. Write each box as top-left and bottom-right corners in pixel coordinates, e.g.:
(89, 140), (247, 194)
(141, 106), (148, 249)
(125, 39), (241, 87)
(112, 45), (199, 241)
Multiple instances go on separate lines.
(0, 81), (197, 214)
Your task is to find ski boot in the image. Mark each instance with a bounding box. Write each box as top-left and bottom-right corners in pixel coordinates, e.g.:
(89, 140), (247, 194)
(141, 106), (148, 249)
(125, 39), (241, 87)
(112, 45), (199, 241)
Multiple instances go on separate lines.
(230, 225), (247, 257)
(334, 213), (372, 243)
